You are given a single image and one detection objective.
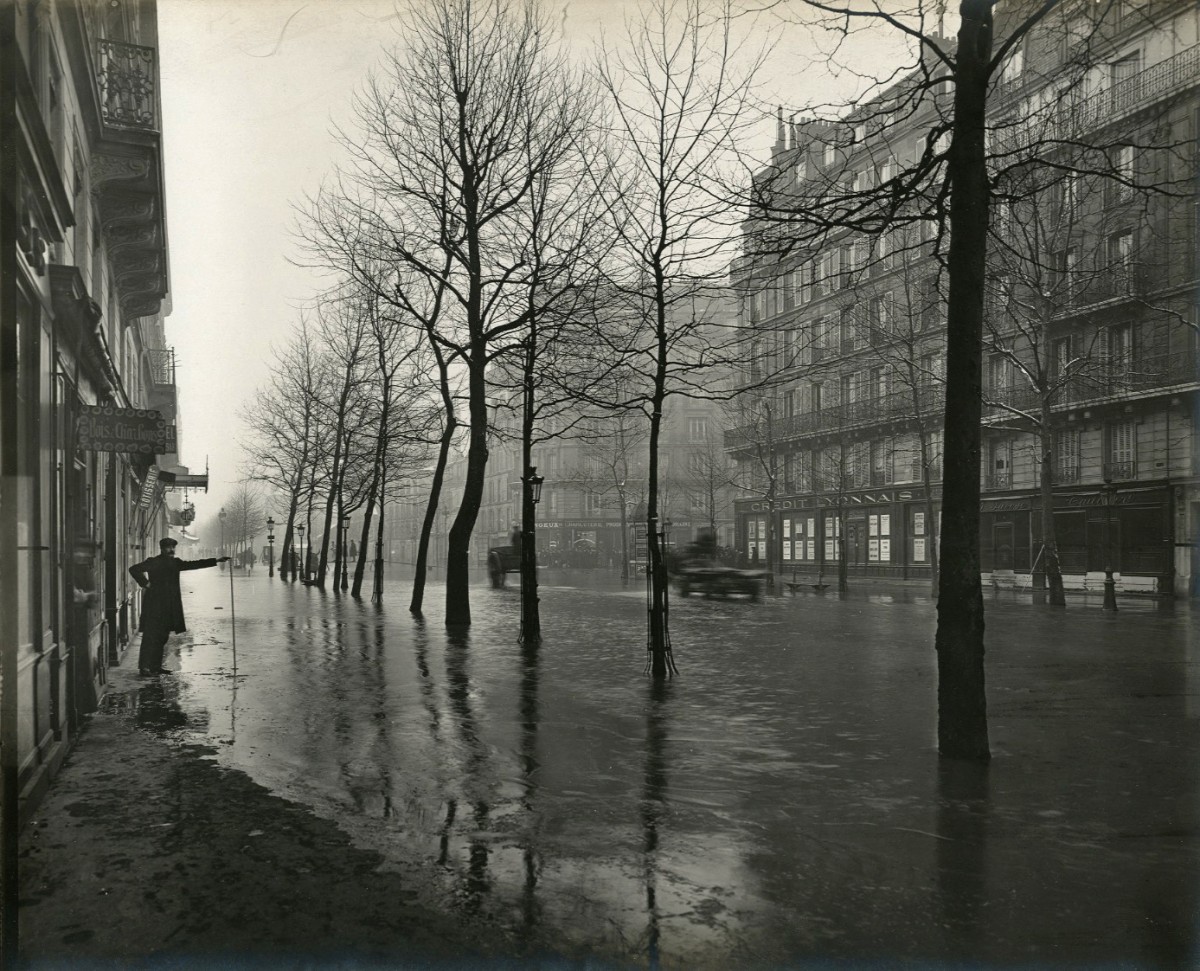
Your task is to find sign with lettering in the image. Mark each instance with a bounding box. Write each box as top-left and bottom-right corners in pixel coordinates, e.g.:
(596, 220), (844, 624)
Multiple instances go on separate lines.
(77, 406), (167, 454)
(139, 466), (160, 508)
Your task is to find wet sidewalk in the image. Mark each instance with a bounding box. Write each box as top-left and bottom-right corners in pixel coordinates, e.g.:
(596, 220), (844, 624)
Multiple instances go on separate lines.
(17, 569), (1200, 969)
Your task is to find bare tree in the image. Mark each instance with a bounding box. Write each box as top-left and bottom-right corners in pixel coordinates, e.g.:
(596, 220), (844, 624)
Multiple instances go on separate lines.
(594, 0), (767, 677)
(746, 0), (1191, 759)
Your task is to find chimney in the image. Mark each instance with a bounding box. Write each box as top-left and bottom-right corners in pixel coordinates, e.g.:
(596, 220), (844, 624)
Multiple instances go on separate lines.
(774, 106), (785, 157)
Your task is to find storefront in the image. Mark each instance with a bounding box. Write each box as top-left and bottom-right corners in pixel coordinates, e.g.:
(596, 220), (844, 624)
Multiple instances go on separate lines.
(737, 486), (942, 579)
(981, 484), (1175, 591)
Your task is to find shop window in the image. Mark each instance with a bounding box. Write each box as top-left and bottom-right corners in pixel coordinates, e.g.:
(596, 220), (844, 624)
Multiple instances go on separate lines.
(868, 512), (891, 563)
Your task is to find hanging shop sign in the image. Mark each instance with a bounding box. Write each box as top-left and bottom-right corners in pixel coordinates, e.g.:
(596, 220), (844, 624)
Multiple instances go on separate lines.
(139, 466), (160, 508)
(76, 405), (168, 454)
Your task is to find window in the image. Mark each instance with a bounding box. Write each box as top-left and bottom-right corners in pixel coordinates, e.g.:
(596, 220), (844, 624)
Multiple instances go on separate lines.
(1001, 38), (1025, 83)
(987, 354), (1012, 394)
(1106, 420), (1135, 480)
(871, 439), (893, 486)
(839, 243), (856, 288)
(1051, 336), (1074, 383)
(824, 141), (837, 167)
(1099, 323), (1135, 384)
(1110, 51), (1142, 86)
(987, 438), (1011, 489)
(870, 365), (888, 401)
(1054, 429), (1080, 484)
(1107, 230), (1133, 289)
(794, 262), (812, 305)
(1111, 145), (1135, 202)
(840, 306), (859, 350)
(794, 155), (808, 182)
(687, 417), (709, 443)
(811, 380), (824, 413)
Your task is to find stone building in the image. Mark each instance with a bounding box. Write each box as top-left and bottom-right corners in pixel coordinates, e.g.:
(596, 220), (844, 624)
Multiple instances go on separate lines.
(1, 0), (186, 821)
(727, 1), (1198, 596)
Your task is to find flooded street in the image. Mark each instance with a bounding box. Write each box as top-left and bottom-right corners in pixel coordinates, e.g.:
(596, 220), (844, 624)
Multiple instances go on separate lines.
(115, 568), (1200, 969)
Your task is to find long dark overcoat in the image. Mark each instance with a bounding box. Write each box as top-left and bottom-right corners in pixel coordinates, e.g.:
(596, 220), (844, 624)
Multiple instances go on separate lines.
(129, 553), (218, 633)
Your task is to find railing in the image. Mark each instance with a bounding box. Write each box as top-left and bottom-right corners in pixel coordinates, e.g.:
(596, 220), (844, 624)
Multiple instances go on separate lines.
(1051, 468), (1080, 485)
(1103, 461), (1136, 482)
(1063, 45), (1199, 135)
(97, 40), (158, 131)
(146, 347), (174, 386)
(725, 385), (946, 449)
(981, 352), (1197, 420)
(985, 472), (1012, 491)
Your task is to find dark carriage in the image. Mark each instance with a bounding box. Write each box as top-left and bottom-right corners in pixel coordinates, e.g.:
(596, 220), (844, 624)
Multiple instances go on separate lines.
(487, 545), (522, 587)
(674, 563), (767, 600)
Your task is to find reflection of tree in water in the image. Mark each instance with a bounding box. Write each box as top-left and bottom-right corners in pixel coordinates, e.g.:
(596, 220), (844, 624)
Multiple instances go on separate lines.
(517, 640), (541, 949)
(444, 629), (491, 913)
(935, 760), (989, 957)
(641, 679), (671, 969)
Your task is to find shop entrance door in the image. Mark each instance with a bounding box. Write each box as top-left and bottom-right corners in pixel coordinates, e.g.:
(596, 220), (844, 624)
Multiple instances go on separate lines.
(993, 522), (1015, 570)
(846, 517), (868, 566)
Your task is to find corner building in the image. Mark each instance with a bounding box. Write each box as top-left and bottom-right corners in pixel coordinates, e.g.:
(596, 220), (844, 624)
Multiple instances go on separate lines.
(728, 1), (1199, 596)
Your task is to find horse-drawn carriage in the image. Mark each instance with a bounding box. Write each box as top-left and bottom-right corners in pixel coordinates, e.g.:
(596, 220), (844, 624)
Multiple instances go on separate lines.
(487, 545), (522, 587)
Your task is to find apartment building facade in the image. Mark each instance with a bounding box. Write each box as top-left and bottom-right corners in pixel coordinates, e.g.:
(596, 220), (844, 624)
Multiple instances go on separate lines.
(727, 1), (1198, 595)
(2, 0), (180, 817)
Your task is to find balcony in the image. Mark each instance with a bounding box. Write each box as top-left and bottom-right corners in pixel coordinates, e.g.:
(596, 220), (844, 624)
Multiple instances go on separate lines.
(724, 385), (946, 451)
(61, 11), (170, 321)
(1103, 461), (1136, 482)
(97, 40), (158, 131)
(985, 472), (1012, 491)
(1062, 45), (1200, 136)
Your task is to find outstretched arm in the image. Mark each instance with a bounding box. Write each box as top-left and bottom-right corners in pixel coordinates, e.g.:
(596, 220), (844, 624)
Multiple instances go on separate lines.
(180, 557), (228, 572)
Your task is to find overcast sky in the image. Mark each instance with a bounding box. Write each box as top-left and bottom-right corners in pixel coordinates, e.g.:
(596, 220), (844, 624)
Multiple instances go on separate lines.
(157, 0), (912, 532)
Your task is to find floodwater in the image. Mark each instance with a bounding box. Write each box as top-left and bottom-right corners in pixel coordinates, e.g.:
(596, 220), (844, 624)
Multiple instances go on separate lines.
(160, 568), (1198, 968)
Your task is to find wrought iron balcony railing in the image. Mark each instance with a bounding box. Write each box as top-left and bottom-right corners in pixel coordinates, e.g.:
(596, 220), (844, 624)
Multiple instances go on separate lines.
(985, 472), (1012, 491)
(97, 39), (158, 131)
(1063, 45), (1199, 135)
(1103, 461), (1136, 482)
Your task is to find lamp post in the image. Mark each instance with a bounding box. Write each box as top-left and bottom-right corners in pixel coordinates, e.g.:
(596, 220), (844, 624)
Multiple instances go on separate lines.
(520, 466), (544, 644)
(297, 524), (307, 583)
(340, 517), (351, 590)
(1102, 477), (1118, 611)
(218, 508), (226, 571)
(267, 517), (275, 578)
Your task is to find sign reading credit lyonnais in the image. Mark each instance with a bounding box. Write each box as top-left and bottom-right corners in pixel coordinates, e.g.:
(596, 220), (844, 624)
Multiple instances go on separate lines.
(77, 405), (167, 454)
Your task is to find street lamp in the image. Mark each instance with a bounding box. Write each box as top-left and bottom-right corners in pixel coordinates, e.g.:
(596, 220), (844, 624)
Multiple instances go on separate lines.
(340, 517), (351, 590)
(1102, 476), (1117, 612)
(218, 508), (226, 570)
(527, 467), (544, 506)
(297, 523), (307, 583)
(266, 517), (275, 578)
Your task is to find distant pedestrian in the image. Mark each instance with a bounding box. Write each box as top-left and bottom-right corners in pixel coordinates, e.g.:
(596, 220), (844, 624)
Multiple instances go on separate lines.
(129, 538), (228, 676)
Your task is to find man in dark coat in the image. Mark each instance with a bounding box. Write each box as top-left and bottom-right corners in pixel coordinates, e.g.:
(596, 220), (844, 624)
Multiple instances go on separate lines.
(129, 537), (228, 676)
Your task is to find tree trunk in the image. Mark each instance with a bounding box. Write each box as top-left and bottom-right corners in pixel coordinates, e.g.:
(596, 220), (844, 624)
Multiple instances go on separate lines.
(411, 418), (456, 614)
(372, 498), (386, 604)
(1039, 401), (1066, 606)
(445, 359), (488, 627)
(935, 3), (993, 762)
